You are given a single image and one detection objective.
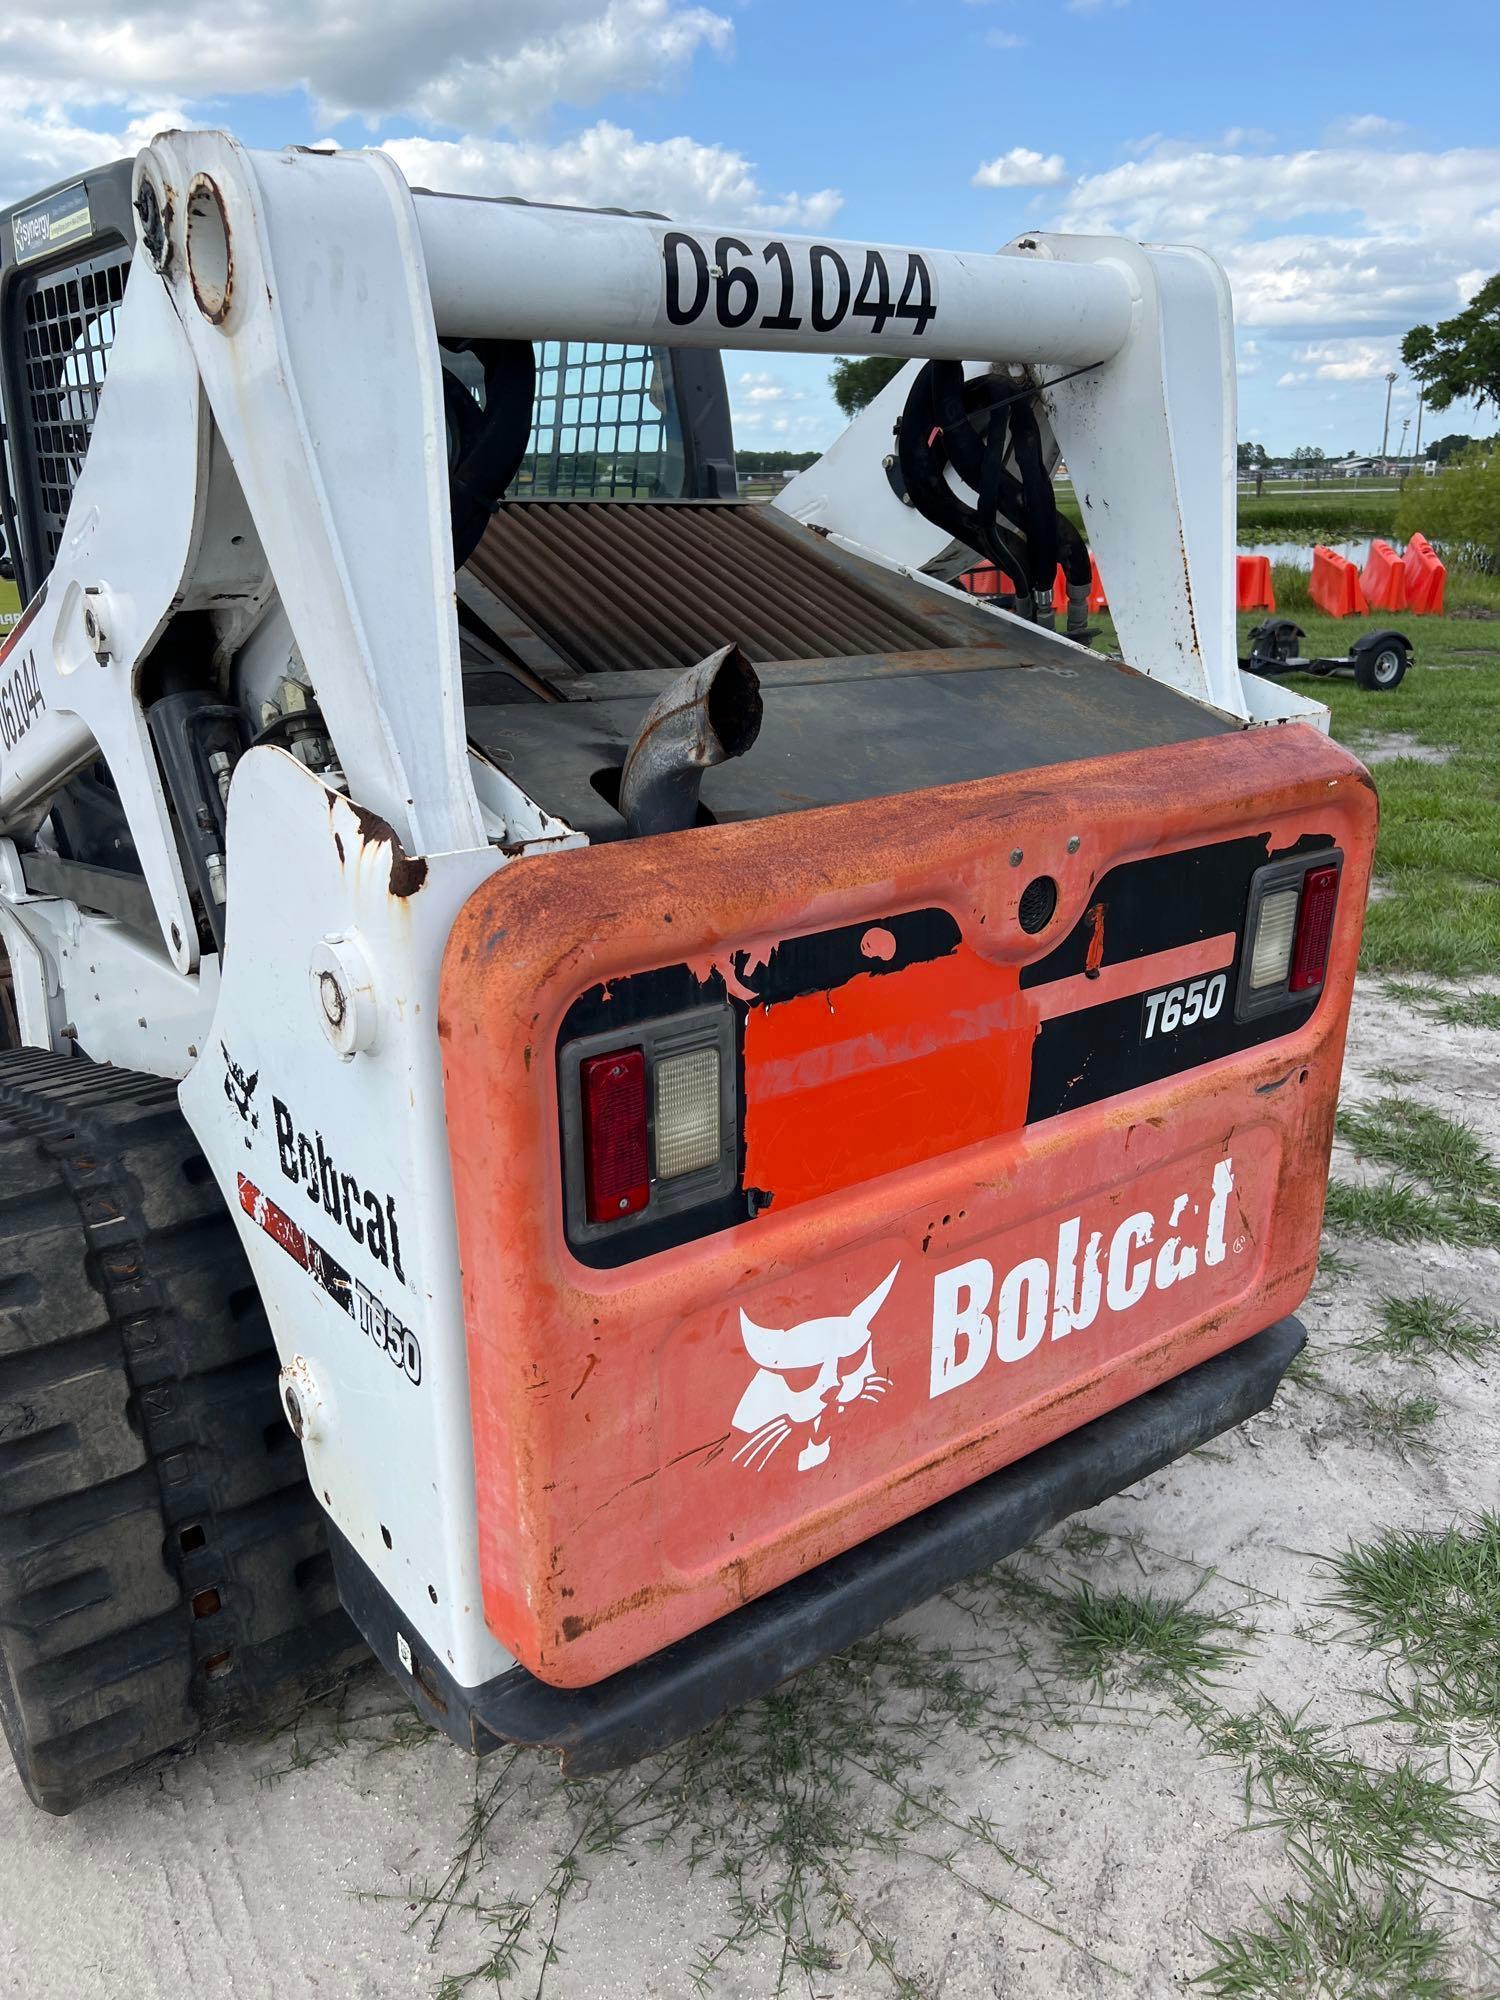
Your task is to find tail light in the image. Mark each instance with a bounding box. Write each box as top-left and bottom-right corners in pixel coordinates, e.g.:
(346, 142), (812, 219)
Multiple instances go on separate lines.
(561, 1006), (738, 1256)
(580, 1050), (649, 1222)
(1289, 864), (1339, 991)
(1237, 851), (1343, 1020)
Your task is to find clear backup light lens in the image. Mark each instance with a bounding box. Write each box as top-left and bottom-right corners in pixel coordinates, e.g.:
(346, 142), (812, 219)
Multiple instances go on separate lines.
(654, 1045), (721, 1179)
(1248, 886), (1301, 990)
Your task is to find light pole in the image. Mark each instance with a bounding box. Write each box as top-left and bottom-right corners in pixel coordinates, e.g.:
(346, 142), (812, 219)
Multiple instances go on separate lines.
(1398, 415), (1411, 480)
(1380, 370), (1397, 463)
(1413, 386), (1426, 467)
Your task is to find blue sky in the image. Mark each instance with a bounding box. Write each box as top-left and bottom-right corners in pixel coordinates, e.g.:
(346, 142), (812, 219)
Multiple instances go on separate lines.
(2, 0), (1496, 457)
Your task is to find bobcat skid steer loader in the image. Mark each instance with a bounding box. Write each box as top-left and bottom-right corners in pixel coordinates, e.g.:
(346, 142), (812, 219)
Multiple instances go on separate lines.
(0, 134), (1374, 1812)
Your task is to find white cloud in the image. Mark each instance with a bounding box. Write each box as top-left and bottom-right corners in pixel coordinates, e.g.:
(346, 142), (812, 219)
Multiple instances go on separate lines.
(972, 146), (1068, 189)
(0, 0), (732, 134)
(984, 29), (1028, 47)
(1297, 337), (1398, 381)
(1052, 138), (1500, 337)
(1237, 338), (1263, 377)
(1276, 370), (1309, 387)
(0, 80), (191, 207)
(1327, 113), (1406, 142)
(733, 367), (804, 413)
(731, 404), (827, 441)
(383, 126), (842, 228)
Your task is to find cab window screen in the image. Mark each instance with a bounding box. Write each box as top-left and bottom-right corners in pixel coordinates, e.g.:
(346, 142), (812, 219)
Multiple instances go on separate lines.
(510, 341), (684, 500)
(19, 250), (129, 565)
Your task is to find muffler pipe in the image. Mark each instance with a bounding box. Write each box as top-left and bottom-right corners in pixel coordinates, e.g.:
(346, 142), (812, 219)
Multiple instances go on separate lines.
(619, 643), (763, 838)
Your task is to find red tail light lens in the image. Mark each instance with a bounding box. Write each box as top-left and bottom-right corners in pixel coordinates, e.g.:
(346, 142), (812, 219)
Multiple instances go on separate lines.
(580, 1049), (649, 1223)
(1289, 864), (1339, 992)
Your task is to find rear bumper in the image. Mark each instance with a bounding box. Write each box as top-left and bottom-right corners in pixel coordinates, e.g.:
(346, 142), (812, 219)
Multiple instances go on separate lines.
(330, 1314), (1303, 1773)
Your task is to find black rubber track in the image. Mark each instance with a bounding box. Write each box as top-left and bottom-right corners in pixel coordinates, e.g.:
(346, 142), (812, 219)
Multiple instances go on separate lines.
(0, 1048), (364, 1813)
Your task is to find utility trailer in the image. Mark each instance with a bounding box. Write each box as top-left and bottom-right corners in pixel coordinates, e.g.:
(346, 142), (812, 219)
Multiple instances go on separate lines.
(0, 136), (1373, 1812)
(1243, 616), (1413, 692)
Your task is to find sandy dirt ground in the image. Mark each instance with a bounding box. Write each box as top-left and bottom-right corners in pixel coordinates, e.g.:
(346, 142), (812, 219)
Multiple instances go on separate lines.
(2, 977), (1497, 2000)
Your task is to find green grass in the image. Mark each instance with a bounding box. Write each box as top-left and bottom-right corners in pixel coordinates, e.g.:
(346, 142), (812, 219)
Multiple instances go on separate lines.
(1383, 980), (1500, 1032)
(1310, 623), (1500, 979)
(1236, 490), (1399, 540)
(1051, 1584), (1250, 1691)
(1267, 560), (1314, 615)
(376, 1623), (1126, 1998)
(1351, 1391), (1441, 1462)
(1370, 1062), (1420, 1086)
(1431, 990), (1500, 1029)
(1322, 1517), (1500, 1736)
(1196, 1865), (1461, 2000)
(1323, 1178), (1479, 1246)
(1357, 1293), (1500, 1368)
(1329, 1095), (1500, 1248)
(1337, 1096), (1499, 1204)
(1211, 1701), (1491, 1880)
(1285, 1341), (1328, 1388)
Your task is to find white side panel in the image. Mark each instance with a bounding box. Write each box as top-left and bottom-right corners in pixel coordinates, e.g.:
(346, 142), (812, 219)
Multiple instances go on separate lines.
(179, 746), (513, 1686)
(1239, 672), (1331, 729)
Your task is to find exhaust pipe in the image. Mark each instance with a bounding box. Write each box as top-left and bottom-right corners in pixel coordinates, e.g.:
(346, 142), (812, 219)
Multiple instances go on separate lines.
(619, 643), (763, 838)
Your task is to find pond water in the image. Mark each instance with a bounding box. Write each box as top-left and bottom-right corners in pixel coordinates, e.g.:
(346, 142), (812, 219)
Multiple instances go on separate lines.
(1238, 538), (1370, 569)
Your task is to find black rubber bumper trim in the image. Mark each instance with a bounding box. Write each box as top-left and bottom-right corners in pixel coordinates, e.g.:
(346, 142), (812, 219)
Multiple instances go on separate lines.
(331, 1315), (1304, 1774)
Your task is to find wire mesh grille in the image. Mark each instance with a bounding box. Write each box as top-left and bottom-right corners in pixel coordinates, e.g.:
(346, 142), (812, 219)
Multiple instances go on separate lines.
(468, 501), (950, 673)
(19, 250), (129, 563)
(511, 341), (683, 500)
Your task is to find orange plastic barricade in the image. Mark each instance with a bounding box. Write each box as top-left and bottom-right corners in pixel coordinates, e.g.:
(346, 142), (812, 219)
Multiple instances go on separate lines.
(1360, 540), (1408, 613)
(1236, 554), (1275, 612)
(1403, 533), (1446, 616)
(962, 557), (1109, 616)
(1050, 554), (1108, 616)
(1308, 545), (1368, 618)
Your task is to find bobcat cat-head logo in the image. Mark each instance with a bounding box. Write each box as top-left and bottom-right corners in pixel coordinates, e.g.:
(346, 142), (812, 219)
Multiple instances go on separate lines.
(731, 1266), (898, 1473)
(222, 1042), (259, 1134)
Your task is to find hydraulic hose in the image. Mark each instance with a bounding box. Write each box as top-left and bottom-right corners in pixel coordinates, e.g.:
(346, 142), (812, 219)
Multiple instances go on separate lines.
(895, 361), (1080, 619)
(445, 340), (537, 566)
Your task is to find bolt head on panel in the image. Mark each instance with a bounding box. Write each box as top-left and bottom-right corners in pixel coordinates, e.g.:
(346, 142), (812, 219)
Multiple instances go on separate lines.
(279, 1355), (326, 1442)
(309, 932), (379, 1059)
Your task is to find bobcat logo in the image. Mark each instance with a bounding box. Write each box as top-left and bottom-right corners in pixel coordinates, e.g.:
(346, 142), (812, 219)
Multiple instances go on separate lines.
(731, 1267), (898, 1473)
(222, 1042), (259, 1134)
